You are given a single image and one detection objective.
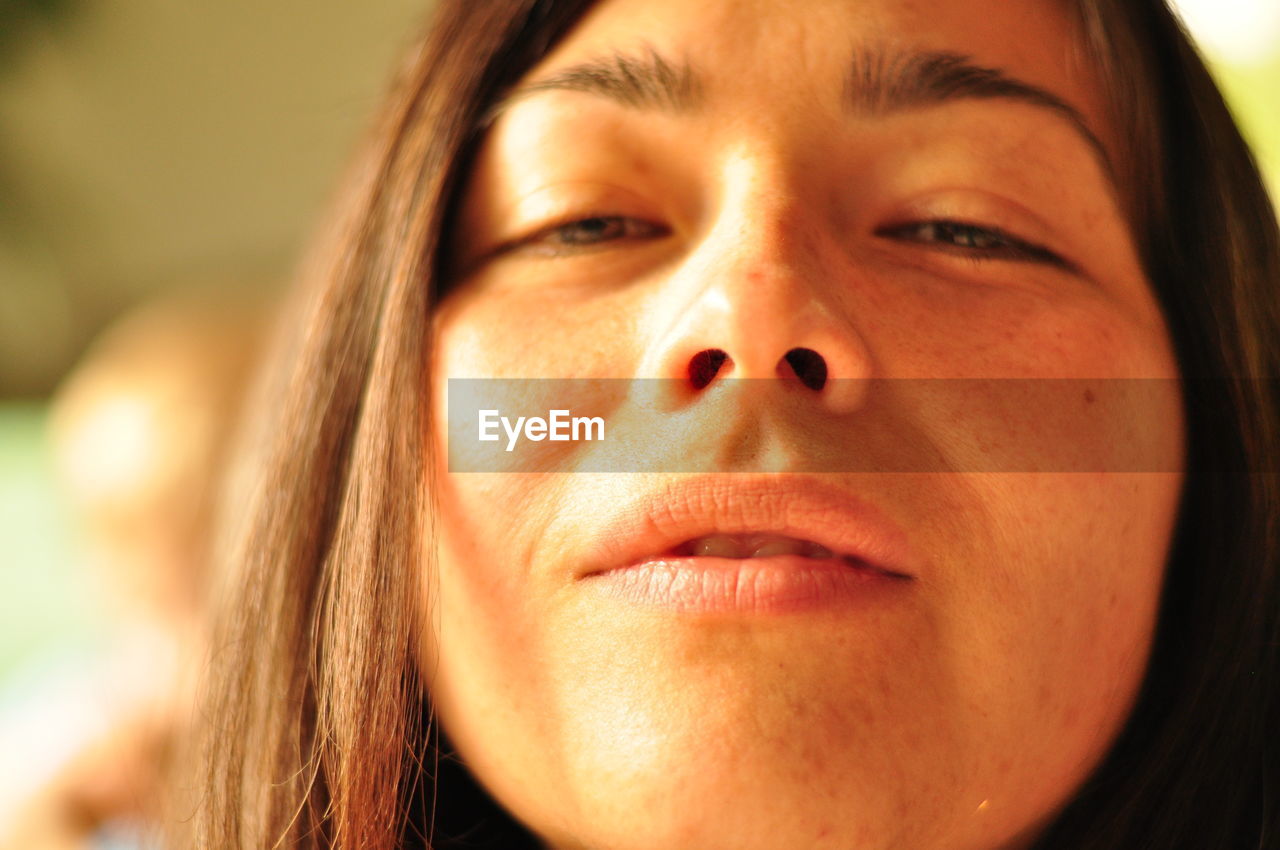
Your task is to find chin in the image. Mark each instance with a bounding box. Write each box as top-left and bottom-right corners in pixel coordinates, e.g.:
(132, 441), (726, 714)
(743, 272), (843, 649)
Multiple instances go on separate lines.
(519, 777), (1046, 850)
(489, 701), (1069, 850)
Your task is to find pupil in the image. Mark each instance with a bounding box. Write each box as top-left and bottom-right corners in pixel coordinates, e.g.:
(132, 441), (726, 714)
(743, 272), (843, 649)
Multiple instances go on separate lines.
(565, 217), (617, 243)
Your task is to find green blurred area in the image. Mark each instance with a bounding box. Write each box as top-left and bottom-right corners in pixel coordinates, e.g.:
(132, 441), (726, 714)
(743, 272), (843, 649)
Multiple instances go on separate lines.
(0, 404), (106, 683)
(1211, 52), (1280, 202)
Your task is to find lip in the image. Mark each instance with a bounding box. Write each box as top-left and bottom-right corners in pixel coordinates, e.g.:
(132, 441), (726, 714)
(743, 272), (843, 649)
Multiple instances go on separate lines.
(576, 475), (918, 613)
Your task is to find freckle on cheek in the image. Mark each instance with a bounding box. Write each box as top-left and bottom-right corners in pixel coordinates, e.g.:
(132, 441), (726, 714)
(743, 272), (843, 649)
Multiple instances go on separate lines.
(1084, 388), (1096, 404)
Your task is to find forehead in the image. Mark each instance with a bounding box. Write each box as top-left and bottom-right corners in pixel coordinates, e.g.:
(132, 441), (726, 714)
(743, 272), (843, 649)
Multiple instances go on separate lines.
(518, 0), (1115, 163)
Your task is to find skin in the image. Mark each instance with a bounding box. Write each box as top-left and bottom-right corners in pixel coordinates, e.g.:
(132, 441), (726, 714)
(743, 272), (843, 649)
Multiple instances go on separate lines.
(425, 0), (1186, 848)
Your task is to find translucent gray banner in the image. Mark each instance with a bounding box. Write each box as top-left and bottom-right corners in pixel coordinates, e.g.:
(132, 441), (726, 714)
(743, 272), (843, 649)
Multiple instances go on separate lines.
(443, 378), (1250, 473)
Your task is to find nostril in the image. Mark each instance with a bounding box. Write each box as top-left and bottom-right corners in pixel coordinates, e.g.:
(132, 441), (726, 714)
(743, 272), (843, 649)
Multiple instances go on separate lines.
(782, 348), (828, 391)
(688, 348), (730, 390)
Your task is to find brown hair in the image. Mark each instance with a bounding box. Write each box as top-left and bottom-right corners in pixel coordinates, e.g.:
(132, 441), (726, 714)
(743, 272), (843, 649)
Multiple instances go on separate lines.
(178, 2), (1278, 848)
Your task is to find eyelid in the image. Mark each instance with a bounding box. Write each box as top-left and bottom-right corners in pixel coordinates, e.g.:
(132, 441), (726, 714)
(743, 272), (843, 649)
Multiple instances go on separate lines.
(470, 181), (668, 254)
(875, 219), (1071, 268)
(886, 187), (1079, 251)
(874, 186), (1086, 276)
(497, 211), (669, 260)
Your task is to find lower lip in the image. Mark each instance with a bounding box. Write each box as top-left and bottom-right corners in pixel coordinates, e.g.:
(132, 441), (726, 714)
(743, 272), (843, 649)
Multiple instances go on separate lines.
(585, 555), (910, 614)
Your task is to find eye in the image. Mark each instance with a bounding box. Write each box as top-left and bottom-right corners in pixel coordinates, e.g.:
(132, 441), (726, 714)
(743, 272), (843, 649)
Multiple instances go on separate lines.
(519, 214), (668, 256)
(877, 219), (1069, 268)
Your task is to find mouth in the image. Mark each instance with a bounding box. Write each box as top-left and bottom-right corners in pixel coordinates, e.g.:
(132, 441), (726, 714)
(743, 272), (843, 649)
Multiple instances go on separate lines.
(662, 532), (911, 579)
(574, 476), (917, 613)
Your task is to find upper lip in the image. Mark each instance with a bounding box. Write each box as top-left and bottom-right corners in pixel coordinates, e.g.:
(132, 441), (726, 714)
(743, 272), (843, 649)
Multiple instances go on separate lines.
(575, 475), (918, 580)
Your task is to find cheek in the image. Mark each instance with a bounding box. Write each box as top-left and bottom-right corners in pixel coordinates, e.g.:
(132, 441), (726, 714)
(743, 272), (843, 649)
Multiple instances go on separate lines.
(929, 471), (1178, 723)
(862, 269), (1173, 378)
(866, 279), (1184, 475)
(421, 468), (565, 810)
(433, 282), (643, 379)
(925, 470), (1178, 842)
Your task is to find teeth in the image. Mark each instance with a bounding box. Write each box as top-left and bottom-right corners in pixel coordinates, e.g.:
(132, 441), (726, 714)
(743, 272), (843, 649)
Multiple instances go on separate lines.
(682, 534), (836, 560)
(750, 539), (809, 558)
(692, 535), (746, 558)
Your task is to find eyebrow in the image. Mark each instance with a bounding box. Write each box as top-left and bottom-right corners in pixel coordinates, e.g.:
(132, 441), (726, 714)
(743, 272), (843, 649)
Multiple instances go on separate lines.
(498, 47), (701, 113)
(845, 48), (1114, 179)
(490, 45), (1115, 183)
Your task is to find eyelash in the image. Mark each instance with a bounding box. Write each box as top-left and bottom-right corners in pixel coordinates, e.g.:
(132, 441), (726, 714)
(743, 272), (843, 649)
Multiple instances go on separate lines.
(876, 220), (1068, 268)
(511, 214), (1067, 269)
(515, 214), (668, 256)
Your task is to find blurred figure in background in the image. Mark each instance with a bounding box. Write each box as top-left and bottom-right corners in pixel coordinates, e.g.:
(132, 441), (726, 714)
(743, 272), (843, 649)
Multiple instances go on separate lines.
(0, 288), (272, 850)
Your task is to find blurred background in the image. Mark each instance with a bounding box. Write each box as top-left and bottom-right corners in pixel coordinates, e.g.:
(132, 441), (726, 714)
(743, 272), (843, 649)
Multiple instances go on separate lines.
(0, 0), (429, 845)
(0, 0), (1276, 844)
(0, 0), (427, 661)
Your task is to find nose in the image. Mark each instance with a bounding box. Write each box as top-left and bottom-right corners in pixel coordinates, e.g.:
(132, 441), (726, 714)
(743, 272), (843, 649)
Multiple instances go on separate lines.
(638, 192), (874, 414)
(686, 346), (829, 390)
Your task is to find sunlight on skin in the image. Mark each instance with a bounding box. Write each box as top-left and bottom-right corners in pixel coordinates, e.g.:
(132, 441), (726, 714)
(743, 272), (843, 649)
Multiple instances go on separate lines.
(425, 1), (1186, 848)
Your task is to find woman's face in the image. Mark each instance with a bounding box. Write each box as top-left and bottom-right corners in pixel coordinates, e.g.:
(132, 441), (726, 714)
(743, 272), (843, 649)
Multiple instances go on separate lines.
(427, 0), (1185, 848)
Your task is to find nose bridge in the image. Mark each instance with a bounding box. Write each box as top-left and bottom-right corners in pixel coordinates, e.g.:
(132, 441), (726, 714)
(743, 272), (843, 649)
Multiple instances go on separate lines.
(714, 147), (821, 280)
(740, 168), (828, 284)
(638, 149), (874, 411)
(697, 204), (824, 376)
